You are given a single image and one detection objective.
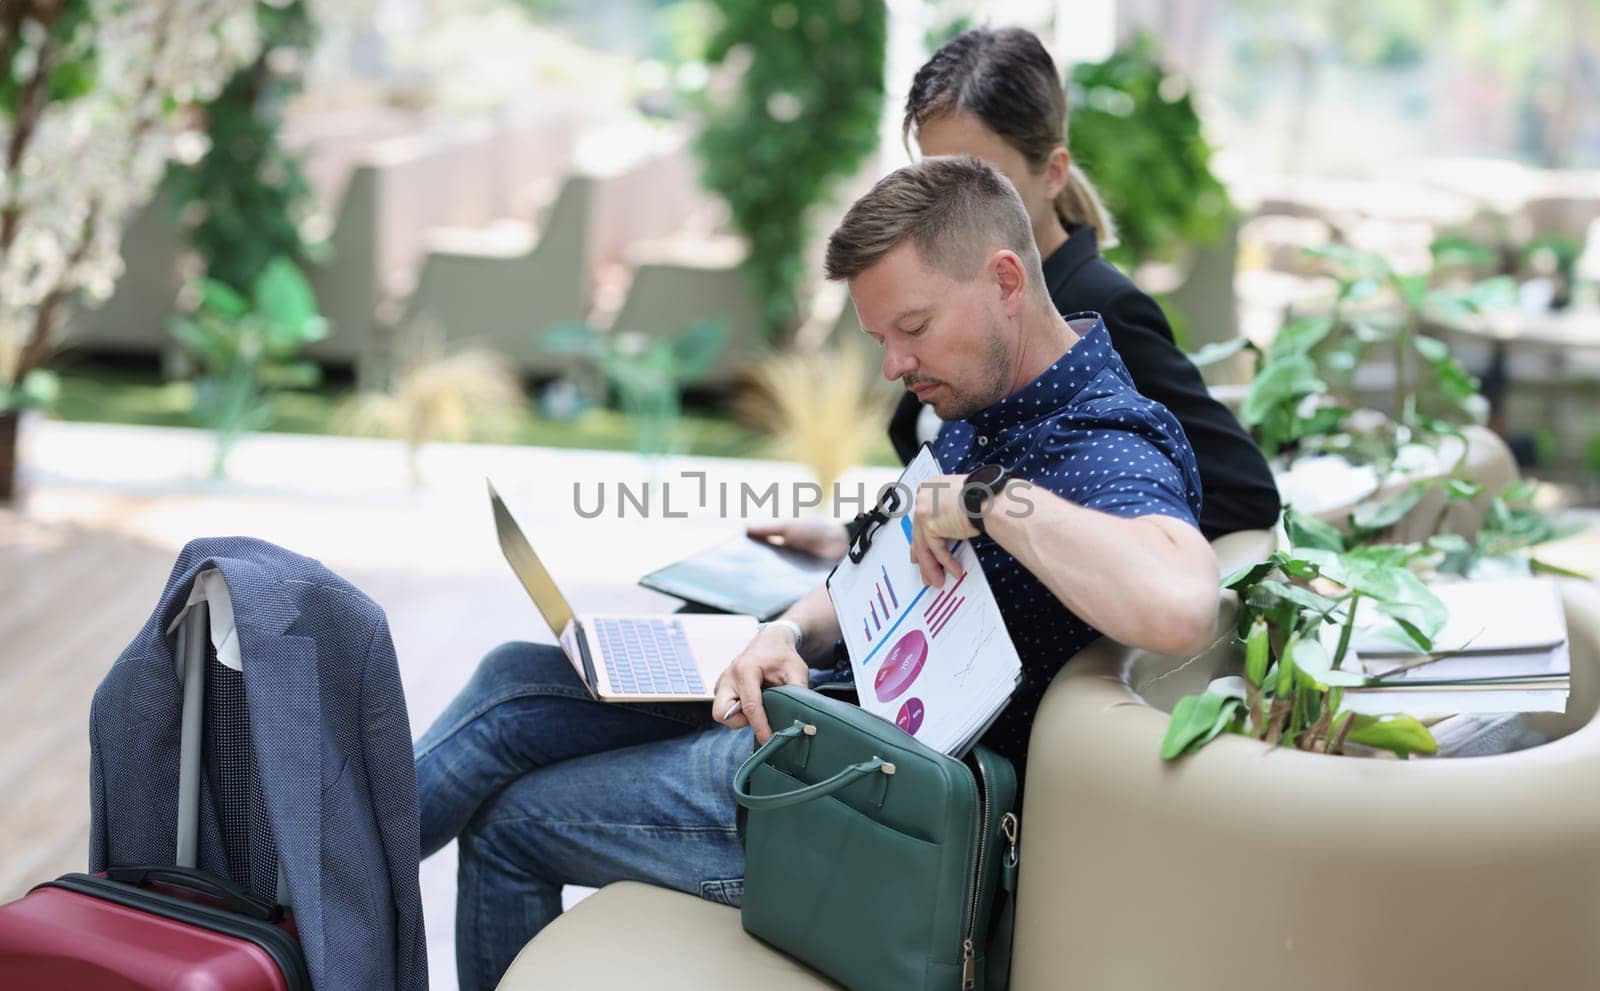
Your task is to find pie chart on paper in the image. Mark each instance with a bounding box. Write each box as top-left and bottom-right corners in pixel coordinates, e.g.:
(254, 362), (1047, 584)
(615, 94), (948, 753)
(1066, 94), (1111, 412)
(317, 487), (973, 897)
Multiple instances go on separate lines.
(875, 629), (929, 702)
(896, 698), (926, 734)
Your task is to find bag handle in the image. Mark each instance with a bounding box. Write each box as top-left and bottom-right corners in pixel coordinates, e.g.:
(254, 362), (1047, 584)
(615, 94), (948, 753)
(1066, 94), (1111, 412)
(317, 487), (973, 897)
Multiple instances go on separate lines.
(732, 720), (895, 811)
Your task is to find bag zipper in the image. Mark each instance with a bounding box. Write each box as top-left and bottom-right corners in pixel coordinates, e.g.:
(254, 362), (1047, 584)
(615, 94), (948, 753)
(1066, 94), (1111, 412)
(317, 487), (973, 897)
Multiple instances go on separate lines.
(961, 754), (993, 990)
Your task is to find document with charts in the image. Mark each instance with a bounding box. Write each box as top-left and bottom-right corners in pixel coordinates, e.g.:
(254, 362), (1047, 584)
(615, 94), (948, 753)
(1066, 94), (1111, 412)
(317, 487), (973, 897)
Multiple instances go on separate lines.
(826, 445), (1022, 755)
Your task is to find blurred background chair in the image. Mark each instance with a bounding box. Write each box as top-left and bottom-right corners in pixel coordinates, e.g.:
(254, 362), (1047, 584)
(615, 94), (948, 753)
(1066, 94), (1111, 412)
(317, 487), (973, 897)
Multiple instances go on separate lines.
(397, 175), (592, 380)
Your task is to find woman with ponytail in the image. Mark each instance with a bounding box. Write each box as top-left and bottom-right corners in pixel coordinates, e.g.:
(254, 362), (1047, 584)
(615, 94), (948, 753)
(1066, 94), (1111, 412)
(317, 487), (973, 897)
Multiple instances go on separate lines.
(890, 27), (1280, 539)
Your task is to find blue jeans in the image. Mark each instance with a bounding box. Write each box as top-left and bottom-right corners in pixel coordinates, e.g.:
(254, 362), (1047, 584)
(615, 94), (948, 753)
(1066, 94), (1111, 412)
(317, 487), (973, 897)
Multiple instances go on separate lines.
(414, 642), (752, 991)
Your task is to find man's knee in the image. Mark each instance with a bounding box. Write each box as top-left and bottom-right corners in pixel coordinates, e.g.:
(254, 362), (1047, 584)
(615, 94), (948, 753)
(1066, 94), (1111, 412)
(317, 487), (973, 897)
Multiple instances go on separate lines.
(468, 641), (579, 696)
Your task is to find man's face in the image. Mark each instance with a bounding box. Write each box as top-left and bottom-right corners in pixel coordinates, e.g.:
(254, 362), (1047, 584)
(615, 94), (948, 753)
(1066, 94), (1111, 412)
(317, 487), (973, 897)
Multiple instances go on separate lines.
(849, 241), (1013, 420)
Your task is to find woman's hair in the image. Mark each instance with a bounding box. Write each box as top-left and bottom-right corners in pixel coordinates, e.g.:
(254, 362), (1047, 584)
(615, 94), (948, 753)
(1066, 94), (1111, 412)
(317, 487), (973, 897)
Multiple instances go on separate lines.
(904, 26), (1118, 249)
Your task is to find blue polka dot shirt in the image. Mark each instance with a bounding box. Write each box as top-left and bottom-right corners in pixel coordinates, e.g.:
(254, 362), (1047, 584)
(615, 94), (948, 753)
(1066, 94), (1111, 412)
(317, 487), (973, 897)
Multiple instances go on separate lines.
(935, 312), (1203, 777)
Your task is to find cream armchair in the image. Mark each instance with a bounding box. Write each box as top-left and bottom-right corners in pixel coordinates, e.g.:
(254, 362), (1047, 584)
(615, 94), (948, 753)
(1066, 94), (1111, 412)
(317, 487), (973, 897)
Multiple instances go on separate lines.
(1015, 577), (1600, 990)
(494, 529), (1281, 990)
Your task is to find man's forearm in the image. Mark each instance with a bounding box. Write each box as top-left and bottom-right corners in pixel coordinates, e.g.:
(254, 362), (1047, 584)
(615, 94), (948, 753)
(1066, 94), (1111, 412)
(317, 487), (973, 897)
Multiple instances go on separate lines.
(777, 583), (844, 667)
(984, 484), (1218, 655)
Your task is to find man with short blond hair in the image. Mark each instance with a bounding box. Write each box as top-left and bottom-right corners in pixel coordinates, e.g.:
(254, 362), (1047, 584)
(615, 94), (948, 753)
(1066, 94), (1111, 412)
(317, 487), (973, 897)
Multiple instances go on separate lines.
(415, 155), (1218, 991)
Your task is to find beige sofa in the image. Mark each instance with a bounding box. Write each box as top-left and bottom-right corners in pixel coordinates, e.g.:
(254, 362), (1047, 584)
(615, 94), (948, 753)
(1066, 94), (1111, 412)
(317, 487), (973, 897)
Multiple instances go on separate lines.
(495, 530), (1280, 990)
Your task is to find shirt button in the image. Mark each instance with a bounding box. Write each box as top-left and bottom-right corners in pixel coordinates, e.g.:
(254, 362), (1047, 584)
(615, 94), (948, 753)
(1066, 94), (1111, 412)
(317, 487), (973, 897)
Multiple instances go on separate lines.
(977, 435), (989, 446)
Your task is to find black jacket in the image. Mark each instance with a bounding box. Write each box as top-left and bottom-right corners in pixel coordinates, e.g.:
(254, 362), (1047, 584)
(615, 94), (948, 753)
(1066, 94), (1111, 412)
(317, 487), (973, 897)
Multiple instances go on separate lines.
(887, 225), (1280, 540)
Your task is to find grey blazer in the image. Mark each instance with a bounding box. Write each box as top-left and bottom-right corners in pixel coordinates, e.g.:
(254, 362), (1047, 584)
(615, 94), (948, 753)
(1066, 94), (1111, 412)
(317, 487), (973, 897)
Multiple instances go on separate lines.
(89, 536), (427, 990)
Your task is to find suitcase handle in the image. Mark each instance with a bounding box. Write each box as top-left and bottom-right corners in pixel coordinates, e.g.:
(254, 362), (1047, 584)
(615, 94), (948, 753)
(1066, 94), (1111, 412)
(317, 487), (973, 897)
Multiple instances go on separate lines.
(102, 865), (283, 923)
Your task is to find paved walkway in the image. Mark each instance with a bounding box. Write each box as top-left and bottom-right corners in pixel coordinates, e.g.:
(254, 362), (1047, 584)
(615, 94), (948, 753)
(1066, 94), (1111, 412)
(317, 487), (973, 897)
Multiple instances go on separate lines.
(1, 419), (895, 990)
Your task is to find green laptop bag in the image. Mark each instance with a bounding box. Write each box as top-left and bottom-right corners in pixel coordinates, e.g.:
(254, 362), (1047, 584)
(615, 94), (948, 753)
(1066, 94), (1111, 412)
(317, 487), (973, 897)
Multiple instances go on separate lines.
(733, 685), (1019, 991)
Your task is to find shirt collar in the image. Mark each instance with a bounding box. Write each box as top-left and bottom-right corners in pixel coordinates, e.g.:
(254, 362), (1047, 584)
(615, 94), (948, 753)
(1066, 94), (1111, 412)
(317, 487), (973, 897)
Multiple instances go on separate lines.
(965, 312), (1114, 437)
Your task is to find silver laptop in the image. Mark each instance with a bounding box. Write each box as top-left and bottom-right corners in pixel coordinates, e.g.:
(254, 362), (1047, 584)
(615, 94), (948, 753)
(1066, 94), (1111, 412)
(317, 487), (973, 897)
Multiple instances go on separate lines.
(488, 481), (758, 701)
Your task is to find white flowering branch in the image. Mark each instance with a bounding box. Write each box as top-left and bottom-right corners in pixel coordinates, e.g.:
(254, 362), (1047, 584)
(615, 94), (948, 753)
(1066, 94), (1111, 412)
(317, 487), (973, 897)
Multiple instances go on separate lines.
(0, 0), (260, 394)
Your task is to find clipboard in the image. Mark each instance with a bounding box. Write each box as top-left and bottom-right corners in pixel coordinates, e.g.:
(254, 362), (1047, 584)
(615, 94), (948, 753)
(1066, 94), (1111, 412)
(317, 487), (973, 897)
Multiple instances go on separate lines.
(826, 445), (1021, 755)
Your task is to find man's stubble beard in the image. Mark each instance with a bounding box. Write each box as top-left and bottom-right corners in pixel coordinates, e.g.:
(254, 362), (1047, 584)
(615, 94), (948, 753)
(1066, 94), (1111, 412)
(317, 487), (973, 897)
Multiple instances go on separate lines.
(931, 318), (1012, 421)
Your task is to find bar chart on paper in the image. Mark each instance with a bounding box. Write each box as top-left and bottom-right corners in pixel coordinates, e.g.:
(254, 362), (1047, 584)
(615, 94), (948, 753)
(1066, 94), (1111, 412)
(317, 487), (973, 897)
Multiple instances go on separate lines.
(862, 566), (909, 644)
(826, 446), (1022, 754)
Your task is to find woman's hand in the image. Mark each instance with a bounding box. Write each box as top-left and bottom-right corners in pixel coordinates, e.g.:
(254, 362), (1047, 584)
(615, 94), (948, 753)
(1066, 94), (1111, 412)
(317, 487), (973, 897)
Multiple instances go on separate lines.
(712, 625), (809, 743)
(746, 519), (851, 561)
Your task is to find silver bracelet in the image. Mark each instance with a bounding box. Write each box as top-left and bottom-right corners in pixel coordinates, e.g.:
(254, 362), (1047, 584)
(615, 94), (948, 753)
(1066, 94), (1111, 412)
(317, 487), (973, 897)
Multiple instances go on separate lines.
(758, 618), (804, 654)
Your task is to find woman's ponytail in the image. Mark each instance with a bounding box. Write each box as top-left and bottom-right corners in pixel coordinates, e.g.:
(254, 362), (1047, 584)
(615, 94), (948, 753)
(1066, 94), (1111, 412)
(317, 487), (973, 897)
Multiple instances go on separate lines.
(1054, 162), (1118, 249)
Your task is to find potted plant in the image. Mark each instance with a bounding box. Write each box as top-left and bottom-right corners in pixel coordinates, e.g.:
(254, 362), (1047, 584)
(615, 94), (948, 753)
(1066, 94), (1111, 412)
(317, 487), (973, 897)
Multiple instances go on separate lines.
(169, 256), (326, 477)
(1161, 507), (1448, 761)
(539, 319), (728, 462)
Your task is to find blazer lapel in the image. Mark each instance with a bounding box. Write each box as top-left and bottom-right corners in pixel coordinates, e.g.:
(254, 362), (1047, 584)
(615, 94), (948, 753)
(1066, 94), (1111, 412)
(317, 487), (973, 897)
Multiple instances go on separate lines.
(222, 558), (327, 979)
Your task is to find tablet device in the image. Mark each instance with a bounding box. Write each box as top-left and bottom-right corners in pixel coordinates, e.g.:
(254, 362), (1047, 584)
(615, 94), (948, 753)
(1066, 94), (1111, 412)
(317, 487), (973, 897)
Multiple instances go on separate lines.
(639, 534), (837, 620)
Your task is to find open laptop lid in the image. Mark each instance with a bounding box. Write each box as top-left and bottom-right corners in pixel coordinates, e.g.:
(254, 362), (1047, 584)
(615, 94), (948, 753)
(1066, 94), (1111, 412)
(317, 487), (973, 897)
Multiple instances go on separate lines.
(488, 479), (575, 638)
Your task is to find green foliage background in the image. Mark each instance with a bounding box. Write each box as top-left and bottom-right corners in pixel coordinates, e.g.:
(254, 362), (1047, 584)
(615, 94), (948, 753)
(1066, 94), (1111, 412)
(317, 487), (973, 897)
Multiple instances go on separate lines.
(696, 0), (886, 342)
(166, 0), (316, 294)
(1068, 35), (1233, 269)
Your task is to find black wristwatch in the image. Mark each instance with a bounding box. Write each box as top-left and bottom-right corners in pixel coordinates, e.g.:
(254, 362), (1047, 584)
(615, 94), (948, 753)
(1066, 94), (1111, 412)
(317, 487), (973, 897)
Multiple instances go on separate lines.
(961, 464), (1014, 536)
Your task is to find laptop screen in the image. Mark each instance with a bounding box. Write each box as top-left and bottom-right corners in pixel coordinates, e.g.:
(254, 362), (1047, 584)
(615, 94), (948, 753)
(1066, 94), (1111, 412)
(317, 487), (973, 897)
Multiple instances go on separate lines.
(488, 480), (575, 638)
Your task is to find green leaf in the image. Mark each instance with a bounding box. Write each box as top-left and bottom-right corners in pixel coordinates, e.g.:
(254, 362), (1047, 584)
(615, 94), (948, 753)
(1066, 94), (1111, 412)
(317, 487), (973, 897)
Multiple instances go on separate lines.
(201, 280), (251, 320)
(1221, 559), (1275, 590)
(253, 257), (319, 339)
(1462, 276), (1517, 311)
(1443, 478), (1483, 501)
(1426, 532), (1473, 556)
(538, 322), (607, 359)
(1528, 558), (1594, 581)
(1284, 505), (1346, 552)
(1267, 314), (1334, 362)
(1345, 714), (1437, 757)
(666, 319), (730, 381)
(1244, 617), (1270, 688)
(1392, 273), (1429, 311)
(1305, 244), (1391, 283)
(1349, 484), (1426, 533)
(47, 55), (99, 103)
(1248, 580), (1342, 620)
(18, 369), (61, 408)
(1276, 636), (1300, 697)
(1428, 233), (1496, 270)
(1499, 479), (1538, 505)
(1368, 568), (1447, 648)
(1289, 637), (1368, 688)
(1161, 692), (1242, 760)
(1412, 335), (1479, 400)
(1187, 336), (1253, 368)
(1241, 356), (1324, 426)
(1271, 550), (1323, 581)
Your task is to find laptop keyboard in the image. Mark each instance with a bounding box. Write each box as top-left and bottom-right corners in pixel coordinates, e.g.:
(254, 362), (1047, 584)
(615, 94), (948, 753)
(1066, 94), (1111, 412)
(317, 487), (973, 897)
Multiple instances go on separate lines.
(593, 617), (705, 695)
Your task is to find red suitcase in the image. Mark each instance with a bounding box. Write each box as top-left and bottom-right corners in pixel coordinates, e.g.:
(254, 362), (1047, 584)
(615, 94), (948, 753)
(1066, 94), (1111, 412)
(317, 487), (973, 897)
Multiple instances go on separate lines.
(0, 602), (310, 989)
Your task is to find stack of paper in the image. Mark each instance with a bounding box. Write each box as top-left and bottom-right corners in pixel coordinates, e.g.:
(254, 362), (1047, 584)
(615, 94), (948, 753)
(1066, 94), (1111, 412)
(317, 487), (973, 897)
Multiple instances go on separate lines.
(1339, 578), (1570, 717)
(826, 446), (1022, 755)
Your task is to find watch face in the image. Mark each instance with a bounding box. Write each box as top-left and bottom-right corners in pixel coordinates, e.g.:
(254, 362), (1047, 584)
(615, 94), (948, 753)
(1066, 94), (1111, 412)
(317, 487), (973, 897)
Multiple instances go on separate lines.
(966, 463), (1006, 489)
(963, 464), (1006, 520)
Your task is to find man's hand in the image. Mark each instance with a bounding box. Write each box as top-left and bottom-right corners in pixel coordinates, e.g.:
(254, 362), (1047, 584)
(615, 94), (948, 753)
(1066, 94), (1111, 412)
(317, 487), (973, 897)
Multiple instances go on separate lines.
(908, 474), (976, 589)
(712, 625), (809, 743)
(747, 519), (850, 561)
